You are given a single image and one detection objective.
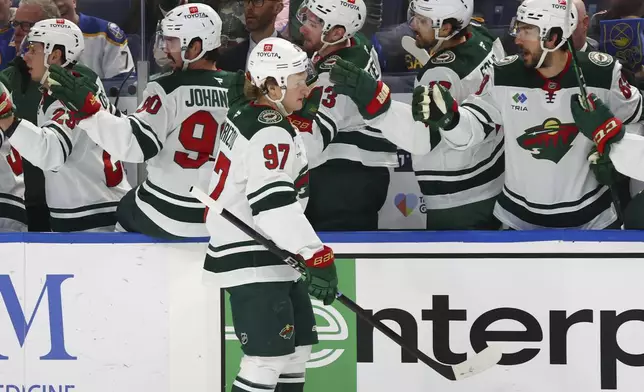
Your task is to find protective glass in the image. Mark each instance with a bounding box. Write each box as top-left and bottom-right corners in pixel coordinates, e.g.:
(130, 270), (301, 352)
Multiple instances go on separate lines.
(18, 39), (43, 58)
(304, 58), (318, 86)
(509, 19), (541, 41)
(154, 31), (182, 54)
(407, 4), (432, 29)
(296, 2), (324, 29)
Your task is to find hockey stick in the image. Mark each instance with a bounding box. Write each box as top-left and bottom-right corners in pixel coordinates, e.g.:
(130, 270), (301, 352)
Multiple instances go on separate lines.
(402, 36), (431, 66)
(190, 186), (502, 381)
(563, 5), (624, 223)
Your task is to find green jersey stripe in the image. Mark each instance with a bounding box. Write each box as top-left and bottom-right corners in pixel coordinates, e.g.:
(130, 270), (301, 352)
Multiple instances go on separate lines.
(330, 130), (397, 153)
(250, 191), (296, 216)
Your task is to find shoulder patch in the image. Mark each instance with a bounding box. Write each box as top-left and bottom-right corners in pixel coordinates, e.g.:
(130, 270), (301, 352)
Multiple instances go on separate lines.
(496, 54), (519, 66)
(431, 51), (456, 65)
(319, 55), (341, 71)
(258, 109), (283, 125)
(106, 22), (126, 43)
(587, 51), (614, 67)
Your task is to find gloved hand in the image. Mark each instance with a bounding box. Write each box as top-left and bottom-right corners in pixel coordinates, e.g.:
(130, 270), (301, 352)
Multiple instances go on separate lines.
(329, 58), (390, 119)
(571, 93), (624, 154)
(412, 84), (458, 129)
(303, 245), (338, 306)
(288, 87), (322, 133)
(47, 64), (101, 121)
(0, 82), (15, 119)
(587, 147), (620, 186)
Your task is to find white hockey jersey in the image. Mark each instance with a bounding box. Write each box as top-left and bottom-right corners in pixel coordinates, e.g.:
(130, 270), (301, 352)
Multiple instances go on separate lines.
(203, 102), (322, 288)
(0, 138), (26, 231)
(298, 36), (398, 169)
(4, 69), (131, 232)
(365, 25), (506, 212)
(77, 13), (134, 79)
(77, 69), (234, 238)
(442, 51), (644, 229)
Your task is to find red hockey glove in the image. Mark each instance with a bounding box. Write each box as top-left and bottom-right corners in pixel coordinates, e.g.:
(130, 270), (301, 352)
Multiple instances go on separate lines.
(571, 93), (624, 154)
(304, 245), (338, 305)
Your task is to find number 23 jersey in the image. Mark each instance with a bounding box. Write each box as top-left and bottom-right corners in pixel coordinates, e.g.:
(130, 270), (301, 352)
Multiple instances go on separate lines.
(203, 102), (322, 288)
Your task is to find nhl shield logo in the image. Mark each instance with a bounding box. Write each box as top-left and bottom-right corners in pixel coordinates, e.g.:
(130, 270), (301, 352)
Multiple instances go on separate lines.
(517, 118), (579, 163)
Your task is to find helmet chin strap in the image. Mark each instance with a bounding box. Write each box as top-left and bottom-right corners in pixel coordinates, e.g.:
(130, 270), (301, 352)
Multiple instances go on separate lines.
(181, 48), (206, 70)
(265, 87), (291, 116)
(313, 33), (350, 63)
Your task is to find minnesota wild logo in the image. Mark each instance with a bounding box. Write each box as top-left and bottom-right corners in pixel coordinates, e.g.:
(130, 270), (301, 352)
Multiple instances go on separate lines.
(517, 118), (579, 163)
(279, 324), (294, 339)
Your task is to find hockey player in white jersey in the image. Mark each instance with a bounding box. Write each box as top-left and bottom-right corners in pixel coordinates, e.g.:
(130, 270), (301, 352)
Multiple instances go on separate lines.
(415, 0), (643, 229)
(290, 0), (398, 230)
(330, 0), (507, 229)
(0, 19), (130, 232)
(203, 37), (337, 392)
(46, 3), (238, 239)
(0, 137), (26, 231)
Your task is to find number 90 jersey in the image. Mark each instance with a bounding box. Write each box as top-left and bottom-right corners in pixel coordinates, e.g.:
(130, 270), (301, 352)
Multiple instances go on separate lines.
(77, 69), (235, 238)
(203, 102), (323, 288)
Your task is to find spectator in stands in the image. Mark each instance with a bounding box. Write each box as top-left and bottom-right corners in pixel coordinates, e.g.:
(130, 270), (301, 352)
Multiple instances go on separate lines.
(0, 0), (15, 70)
(1, 0), (61, 232)
(590, 0), (644, 42)
(573, 0), (598, 51)
(274, 0), (288, 31)
(217, 0), (283, 71)
(54, 0), (135, 78)
(589, 0), (644, 88)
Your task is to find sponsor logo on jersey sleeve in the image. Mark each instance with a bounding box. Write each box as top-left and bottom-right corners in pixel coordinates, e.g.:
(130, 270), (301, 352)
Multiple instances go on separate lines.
(516, 118), (579, 163)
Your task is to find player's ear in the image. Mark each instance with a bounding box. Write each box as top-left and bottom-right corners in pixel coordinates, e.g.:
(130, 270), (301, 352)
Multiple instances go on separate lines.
(187, 38), (203, 60)
(50, 47), (64, 66)
(545, 28), (562, 50)
(328, 26), (346, 42)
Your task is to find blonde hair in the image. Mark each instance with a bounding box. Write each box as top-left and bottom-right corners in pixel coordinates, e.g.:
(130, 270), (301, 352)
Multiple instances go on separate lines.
(243, 77), (279, 101)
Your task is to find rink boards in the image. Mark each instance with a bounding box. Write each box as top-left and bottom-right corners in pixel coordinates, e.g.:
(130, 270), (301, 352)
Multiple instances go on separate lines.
(1, 231), (644, 392)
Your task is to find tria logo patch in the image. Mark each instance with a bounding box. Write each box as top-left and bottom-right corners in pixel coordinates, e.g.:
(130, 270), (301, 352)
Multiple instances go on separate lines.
(56, 19), (65, 24)
(264, 43), (273, 52)
(189, 6), (198, 13)
(517, 118), (579, 163)
(511, 93), (528, 111)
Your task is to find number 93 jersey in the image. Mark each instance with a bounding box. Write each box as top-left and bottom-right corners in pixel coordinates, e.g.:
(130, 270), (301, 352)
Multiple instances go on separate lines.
(203, 102), (323, 288)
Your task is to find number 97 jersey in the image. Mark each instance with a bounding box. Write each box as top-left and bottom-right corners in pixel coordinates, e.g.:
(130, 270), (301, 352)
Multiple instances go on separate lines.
(203, 103), (322, 288)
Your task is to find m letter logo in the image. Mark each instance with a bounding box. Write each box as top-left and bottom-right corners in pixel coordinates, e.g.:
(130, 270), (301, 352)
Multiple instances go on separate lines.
(0, 274), (76, 360)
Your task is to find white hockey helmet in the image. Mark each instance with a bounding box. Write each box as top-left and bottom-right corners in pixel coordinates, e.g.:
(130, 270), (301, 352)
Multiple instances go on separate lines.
(22, 19), (84, 68)
(510, 0), (578, 68)
(408, 0), (474, 41)
(247, 37), (317, 114)
(157, 3), (223, 70)
(296, 0), (366, 46)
